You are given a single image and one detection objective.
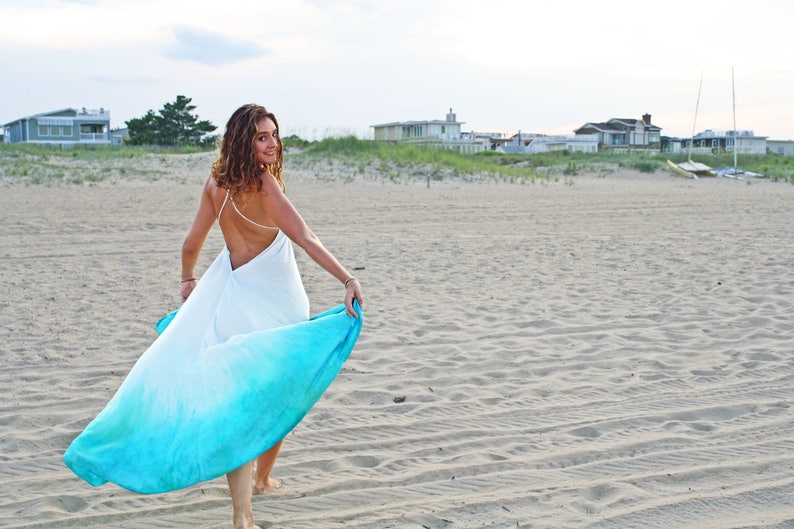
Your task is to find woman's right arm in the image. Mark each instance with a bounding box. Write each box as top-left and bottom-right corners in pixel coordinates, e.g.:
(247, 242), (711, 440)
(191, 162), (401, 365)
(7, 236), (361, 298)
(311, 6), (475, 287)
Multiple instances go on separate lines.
(180, 179), (217, 301)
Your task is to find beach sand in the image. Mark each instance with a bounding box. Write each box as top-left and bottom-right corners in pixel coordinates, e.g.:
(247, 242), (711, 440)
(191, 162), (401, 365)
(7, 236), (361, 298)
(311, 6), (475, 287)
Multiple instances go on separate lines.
(2, 153), (794, 528)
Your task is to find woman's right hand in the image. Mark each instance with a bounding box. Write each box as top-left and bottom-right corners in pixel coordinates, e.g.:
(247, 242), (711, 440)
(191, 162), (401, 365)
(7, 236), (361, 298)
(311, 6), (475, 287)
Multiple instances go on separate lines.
(180, 278), (197, 302)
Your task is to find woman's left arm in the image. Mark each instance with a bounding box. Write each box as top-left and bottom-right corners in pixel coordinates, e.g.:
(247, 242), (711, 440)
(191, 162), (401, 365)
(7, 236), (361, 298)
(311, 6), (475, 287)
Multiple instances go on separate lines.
(260, 176), (363, 316)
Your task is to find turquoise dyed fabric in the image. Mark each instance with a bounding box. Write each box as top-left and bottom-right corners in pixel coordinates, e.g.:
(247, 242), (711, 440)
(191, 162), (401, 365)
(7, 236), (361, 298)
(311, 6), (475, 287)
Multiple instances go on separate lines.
(64, 233), (362, 494)
(64, 302), (362, 494)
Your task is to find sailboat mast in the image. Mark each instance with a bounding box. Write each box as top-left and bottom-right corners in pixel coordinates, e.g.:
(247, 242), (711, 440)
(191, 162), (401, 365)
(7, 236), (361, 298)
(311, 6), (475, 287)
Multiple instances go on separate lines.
(732, 66), (738, 171)
(689, 71), (704, 163)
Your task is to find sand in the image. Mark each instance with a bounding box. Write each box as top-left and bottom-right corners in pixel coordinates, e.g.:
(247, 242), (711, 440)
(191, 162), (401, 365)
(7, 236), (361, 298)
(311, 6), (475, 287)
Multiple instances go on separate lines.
(2, 153), (794, 528)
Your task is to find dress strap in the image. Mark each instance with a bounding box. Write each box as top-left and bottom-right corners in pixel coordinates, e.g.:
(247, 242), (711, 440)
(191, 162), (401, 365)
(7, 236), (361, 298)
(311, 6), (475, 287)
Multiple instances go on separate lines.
(229, 194), (279, 230)
(218, 189), (231, 223)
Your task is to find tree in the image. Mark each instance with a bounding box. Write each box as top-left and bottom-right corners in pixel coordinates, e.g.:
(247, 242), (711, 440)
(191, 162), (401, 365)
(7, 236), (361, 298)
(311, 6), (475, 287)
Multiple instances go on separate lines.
(126, 110), (159, 146)
(126, 95), (218, 147)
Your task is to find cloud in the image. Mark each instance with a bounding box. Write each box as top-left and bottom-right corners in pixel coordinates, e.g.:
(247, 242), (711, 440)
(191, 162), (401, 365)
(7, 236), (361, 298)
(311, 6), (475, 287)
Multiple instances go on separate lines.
(304, 0), (377, 12)
(89, 75), (160, 85)
(164, 26), (270, 66)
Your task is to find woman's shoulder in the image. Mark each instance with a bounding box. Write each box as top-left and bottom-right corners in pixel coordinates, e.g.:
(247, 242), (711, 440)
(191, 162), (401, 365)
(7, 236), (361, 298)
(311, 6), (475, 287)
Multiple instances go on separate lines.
(203, 176), (224, 196)
(258, 171), (285, 197)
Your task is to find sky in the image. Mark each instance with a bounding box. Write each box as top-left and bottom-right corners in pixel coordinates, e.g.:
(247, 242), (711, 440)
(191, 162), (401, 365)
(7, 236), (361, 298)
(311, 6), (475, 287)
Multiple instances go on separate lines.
(1, 0), (793, 140)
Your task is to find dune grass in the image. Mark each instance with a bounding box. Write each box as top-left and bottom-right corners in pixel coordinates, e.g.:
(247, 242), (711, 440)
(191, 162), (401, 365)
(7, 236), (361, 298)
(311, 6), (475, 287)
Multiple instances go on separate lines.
(288, 136), (548, 183)
(290, 137), (794, 184)
(2, 139), (793, 185)
(0, 144), (205, 185)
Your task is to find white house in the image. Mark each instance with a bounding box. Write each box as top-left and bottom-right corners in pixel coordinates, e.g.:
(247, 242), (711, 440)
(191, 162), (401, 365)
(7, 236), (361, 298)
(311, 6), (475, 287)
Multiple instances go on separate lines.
(372, 108), (462, 141)
(371, 109), (485, 153)
(500, 132), (599, 154)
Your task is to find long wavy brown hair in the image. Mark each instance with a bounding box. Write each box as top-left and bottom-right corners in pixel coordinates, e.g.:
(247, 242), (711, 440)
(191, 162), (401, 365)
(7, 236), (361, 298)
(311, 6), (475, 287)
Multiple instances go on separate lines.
(211, 104), (284, 194)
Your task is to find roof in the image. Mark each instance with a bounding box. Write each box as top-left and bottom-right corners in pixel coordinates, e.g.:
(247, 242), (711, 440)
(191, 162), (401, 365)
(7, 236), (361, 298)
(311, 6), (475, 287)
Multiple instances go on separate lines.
(3, 108), (76, 127)
(574, 117), (662, 134)
(609, 117), (662, 130)
(3, 107), (111, 127)
(371, 119), (464, 128)
(573, 122), (622, 134)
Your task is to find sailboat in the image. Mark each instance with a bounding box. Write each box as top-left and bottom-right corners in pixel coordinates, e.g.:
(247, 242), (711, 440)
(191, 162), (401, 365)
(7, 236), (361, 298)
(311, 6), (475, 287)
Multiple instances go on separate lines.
(668, 72), (716, 180)
(713, 67), (762, 179)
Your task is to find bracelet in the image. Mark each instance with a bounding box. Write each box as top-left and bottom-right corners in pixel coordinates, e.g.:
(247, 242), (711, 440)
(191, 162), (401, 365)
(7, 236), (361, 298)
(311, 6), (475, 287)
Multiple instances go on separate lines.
(344, 276), (358, 288)
(181, 277), (196, 283)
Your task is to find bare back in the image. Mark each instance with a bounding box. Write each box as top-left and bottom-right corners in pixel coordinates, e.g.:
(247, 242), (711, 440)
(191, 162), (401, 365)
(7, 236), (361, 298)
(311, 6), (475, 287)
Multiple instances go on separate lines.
(206, 180), (280, 270)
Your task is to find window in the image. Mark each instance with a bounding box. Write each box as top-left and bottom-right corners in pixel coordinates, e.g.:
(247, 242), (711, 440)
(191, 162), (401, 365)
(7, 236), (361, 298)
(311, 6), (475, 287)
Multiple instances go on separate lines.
(414, 126), (423, 137)
(38, 125), (70, 136)
(38, 117), (74, 138)
(81, 124), (104, 133)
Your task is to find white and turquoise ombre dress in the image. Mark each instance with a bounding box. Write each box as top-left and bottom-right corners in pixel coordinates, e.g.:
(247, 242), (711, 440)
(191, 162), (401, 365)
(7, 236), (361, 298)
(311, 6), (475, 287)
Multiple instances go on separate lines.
(64, 230), (363, 494)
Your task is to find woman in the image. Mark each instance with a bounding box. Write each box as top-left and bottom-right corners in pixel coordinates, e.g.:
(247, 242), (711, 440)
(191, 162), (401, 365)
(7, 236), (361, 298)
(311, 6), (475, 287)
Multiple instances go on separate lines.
(64, 103), (364, 529)
(179, 103), (364, 529)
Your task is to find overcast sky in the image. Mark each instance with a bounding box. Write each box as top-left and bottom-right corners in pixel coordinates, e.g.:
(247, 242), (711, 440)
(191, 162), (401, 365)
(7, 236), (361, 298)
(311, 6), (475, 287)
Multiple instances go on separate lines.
(1, 0), (793, 140)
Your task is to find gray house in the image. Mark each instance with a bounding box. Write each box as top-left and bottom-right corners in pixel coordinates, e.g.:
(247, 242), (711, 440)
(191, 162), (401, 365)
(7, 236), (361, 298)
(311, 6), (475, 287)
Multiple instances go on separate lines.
(111, 127), (129, 146)
(691, 129), (767, 155)
(3, 107), (111, 146)
(574, 114), (662, 150)
(767, 139), (794, 156)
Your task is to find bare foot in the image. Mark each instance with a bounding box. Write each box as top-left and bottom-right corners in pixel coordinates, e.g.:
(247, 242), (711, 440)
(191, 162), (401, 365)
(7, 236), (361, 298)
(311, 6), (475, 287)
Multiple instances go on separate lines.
(253, 477), (283, 495)
(232, 510), (257, 529)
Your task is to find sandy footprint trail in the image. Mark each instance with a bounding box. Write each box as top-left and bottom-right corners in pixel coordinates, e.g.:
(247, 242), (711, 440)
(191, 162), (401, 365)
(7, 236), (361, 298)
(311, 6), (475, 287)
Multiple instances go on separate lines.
(1, 168), (793, 529)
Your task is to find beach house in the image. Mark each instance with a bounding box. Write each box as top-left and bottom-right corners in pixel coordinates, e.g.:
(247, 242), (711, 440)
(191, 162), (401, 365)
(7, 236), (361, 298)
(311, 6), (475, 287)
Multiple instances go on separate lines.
(371, 109), (485, 153)
(3, 107), (111, 146)
(573, 114), (662, 151)
(500, 132), (600, 154)
(691, 129), (767, 155)
(767, 139), (794, 156)
(111, 127), (130, 146)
